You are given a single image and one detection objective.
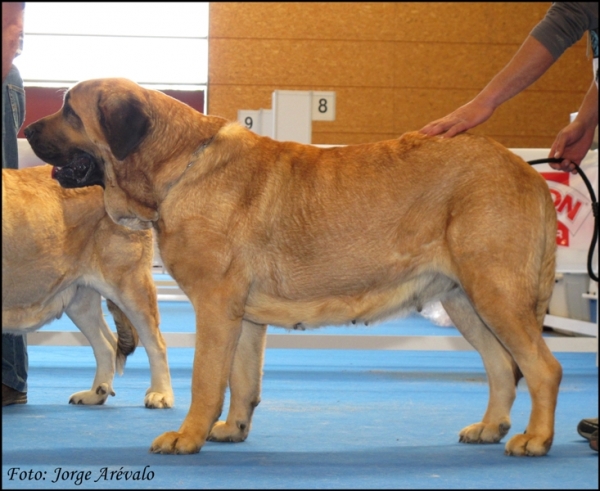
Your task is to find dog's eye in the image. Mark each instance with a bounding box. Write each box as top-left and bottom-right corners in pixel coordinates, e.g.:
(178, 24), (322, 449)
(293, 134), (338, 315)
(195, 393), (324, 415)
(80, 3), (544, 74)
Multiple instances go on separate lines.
(63, 104), (82, 127)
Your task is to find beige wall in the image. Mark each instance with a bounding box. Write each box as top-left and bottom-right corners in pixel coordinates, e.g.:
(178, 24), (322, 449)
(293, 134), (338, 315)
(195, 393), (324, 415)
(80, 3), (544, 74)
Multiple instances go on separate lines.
(208, 2), (591, 148)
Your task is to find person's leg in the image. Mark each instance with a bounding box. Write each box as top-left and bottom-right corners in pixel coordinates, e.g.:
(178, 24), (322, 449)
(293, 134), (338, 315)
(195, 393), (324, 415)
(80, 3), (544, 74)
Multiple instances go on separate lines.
(2, 60), (28, 408)
(2, 333), (28, 406)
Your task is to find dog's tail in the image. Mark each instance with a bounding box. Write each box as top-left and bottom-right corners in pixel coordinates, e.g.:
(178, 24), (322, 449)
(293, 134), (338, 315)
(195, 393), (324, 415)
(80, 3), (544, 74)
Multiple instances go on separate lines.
(106, 299), (140, 375)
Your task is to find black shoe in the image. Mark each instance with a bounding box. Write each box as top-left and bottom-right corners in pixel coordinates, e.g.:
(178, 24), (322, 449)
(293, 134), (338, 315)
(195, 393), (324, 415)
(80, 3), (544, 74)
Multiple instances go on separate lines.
(2, 383), (27, 407)
(577, 418), (598, 441)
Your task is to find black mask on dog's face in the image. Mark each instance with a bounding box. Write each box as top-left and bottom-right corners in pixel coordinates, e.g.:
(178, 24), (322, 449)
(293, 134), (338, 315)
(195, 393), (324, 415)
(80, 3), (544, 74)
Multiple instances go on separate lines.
(50, 152), (106, 189)
(24, 121), (106, 189)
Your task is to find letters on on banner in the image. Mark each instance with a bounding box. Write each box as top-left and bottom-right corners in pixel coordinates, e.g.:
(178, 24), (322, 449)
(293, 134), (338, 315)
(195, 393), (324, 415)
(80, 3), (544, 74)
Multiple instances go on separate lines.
(516, 149), (598, 274)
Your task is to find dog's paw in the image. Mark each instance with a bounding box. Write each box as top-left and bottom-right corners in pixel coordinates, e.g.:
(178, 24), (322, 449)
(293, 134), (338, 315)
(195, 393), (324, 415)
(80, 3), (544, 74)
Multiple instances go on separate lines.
(504, 433), (552, 456)
(207, 420), (249, 442)
(150, 431), (203, 454)
(69, 383), (115, 405)
(459, 421), (510, 444)
(144, 390), (174, 409)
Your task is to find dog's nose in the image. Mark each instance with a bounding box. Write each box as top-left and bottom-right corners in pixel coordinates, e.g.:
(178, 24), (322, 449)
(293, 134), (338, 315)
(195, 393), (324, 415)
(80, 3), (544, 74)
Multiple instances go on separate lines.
(24, 125), (35, 139)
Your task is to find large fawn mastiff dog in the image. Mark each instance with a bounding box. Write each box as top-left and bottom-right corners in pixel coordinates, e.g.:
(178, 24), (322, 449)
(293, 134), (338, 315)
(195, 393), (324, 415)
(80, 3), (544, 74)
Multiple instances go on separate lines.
(25, 78), (561, 456)
(2, 165), (173, 408)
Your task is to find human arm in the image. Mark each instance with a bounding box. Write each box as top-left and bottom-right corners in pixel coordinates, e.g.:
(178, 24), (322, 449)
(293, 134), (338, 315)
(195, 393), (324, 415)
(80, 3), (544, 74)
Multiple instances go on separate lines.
(420, 2), (597, 138)
(420, 35), (556, 137)
(549, 79), (598, 173)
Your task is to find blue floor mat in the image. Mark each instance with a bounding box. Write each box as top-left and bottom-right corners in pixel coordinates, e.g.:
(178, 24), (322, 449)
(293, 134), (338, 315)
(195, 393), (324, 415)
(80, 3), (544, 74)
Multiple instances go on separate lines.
(3, 345), (598, 490)
(5, 281), (599, 489)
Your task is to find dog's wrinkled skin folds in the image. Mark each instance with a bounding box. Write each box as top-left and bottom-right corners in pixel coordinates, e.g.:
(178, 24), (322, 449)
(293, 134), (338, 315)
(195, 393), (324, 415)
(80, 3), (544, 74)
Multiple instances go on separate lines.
(2, 165), (174, 408)
(25, 78), (561, 457)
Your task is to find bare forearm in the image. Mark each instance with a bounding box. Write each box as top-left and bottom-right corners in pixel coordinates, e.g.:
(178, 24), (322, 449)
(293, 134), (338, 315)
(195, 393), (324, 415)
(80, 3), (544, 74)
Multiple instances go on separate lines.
(574, 79), (598, 128)
(473, 36), (556, 110)
(420, 35), (558, 137)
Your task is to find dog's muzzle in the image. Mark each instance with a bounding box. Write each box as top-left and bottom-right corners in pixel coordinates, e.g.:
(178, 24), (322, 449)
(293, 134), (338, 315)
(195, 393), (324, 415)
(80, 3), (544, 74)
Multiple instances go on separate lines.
(24, 123), (105, 189)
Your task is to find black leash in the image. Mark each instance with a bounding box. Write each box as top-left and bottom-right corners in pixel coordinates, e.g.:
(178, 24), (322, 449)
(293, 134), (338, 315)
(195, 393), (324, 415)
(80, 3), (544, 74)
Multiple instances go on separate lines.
(527, 157), (598, 282)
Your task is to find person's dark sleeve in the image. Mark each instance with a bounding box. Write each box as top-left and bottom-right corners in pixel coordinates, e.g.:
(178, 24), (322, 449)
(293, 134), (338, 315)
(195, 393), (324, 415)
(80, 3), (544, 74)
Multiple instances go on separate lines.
(530, 2), (598, 60)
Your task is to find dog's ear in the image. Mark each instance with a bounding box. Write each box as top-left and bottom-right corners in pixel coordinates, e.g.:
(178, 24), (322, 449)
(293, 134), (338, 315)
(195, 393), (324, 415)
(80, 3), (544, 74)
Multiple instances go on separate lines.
(98, 93), (150, 161)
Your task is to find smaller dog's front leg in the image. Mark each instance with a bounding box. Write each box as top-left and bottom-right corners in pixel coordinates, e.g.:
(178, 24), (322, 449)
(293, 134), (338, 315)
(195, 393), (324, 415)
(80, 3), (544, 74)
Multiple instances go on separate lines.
(150, 292), (244, 454)
(208, 320), (267, 443)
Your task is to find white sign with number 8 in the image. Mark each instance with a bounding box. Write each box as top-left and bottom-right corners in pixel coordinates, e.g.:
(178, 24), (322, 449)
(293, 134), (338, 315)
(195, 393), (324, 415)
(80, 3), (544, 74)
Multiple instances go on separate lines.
(311, 91), (336, 121)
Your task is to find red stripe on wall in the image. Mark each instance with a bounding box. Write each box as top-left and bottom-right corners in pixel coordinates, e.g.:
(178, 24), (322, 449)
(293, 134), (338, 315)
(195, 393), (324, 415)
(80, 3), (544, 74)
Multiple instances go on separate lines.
(18, 86), (205, 138)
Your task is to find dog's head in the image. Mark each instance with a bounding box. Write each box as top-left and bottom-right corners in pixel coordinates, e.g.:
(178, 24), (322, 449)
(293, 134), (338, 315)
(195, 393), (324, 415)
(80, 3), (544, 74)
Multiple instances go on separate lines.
(25, 78), (150, 190)
(24, 78), (153, 228)
(24, 78), (227, 230)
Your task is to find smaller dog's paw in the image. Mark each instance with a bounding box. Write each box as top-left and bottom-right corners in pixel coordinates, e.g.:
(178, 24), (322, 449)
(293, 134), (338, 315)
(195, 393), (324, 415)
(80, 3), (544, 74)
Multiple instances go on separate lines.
(207, 420), (249, 442)
(505, 433), (552, 456)
(69, 384), (114, 405)
(144, 390), (174, 409)
(459, 421), (510, 444)
(150, 431), (202, 454)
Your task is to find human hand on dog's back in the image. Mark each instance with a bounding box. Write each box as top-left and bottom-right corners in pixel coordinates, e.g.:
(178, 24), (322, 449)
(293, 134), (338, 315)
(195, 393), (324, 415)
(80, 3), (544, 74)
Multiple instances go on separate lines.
(419, 98), (496, 139)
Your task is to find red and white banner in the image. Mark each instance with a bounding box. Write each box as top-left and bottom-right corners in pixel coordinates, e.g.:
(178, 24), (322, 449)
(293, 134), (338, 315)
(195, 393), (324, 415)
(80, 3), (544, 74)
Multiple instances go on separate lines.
(511, 149), (598, 274)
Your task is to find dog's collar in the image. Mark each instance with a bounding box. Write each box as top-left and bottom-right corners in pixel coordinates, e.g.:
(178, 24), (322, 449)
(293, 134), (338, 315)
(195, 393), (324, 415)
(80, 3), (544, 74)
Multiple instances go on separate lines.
(166, 136), (214, 195)
(186, 136), (214, 171)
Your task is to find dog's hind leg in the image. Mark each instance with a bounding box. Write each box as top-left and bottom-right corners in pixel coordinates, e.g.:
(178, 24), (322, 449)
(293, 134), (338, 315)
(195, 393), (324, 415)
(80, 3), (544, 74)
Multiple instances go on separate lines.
(66, 286), (117, 405)
(208, 320), (267, 443)
(451, 267), (561, 456)
(442, 289), (519, 445)
(443, 173), (560, 455)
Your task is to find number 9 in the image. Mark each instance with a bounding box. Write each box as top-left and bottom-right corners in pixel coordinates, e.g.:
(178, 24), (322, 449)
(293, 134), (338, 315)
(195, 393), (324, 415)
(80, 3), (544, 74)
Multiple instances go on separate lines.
(244, 116), (253, 129)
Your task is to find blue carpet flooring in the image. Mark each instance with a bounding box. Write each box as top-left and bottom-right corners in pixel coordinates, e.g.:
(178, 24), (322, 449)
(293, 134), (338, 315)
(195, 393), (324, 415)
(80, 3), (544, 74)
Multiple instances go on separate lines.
(2, 301), (598, 489)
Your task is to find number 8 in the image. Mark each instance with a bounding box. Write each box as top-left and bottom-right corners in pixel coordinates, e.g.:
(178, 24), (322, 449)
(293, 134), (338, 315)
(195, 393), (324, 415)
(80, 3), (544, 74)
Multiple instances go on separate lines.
(318, 99), (328, 114)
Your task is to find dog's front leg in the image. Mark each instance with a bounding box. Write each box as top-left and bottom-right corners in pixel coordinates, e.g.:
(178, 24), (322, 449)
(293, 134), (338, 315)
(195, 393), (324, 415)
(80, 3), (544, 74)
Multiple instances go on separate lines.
(150, 288), (244, 455)
(208, 320), (267, 443)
